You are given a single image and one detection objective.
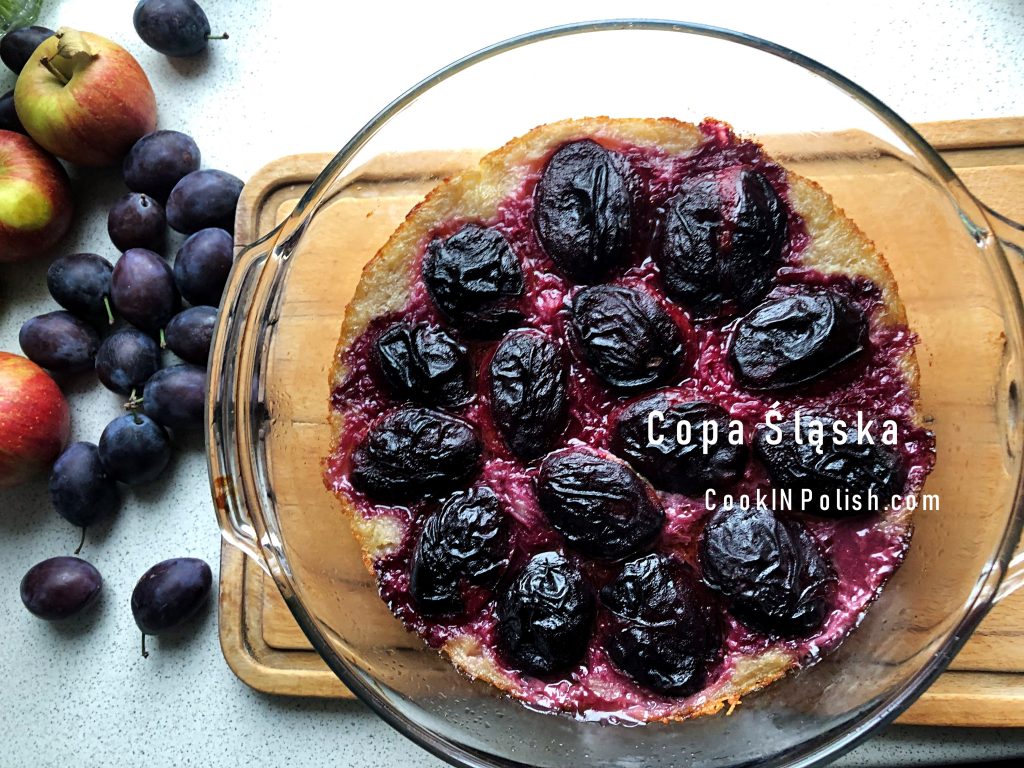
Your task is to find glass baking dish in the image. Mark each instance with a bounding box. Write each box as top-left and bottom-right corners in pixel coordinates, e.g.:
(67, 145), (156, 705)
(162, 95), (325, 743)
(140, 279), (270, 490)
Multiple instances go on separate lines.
(207, 20), (1024, 768)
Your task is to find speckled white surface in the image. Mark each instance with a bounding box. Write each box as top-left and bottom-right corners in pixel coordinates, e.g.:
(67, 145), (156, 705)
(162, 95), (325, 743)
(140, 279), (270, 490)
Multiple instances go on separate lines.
(1, 1), (1023, 766)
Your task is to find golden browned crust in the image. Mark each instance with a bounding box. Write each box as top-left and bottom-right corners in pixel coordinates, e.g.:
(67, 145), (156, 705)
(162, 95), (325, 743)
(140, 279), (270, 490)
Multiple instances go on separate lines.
(325, 117), (924, 721)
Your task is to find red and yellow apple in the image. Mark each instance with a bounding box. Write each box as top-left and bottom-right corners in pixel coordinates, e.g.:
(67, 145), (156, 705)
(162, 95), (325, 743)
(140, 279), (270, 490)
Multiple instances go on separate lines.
(0, 130), (73, 263)
(14, 28), (157, 167)
(0, 352), (70, 488)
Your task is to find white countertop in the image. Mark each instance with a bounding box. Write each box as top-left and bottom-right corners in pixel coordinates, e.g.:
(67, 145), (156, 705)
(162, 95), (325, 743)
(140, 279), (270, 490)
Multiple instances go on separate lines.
(2, 1), (1024, 766)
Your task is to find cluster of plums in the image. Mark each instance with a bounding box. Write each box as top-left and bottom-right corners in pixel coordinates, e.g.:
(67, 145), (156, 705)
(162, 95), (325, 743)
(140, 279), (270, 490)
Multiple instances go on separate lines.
(342, 137), (908, 695)
(16, 127), (237, 648)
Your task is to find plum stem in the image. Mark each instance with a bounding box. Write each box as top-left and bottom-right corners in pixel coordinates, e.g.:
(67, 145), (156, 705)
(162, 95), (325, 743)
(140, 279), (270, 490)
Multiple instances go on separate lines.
(141, 633), (149, 659)
(206, 33), (229, 41)
(39, 56), (69, 85)
(74, 527), (85, 555)
(103, 296), (115, 325)
(125, 392), (144, 413)
(159, 328), (166, 349)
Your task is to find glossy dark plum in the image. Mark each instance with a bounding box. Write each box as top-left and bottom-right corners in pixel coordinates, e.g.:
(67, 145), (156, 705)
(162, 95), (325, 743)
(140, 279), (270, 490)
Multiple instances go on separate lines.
(753, 414), (905, 517)
(0, 25), (53, 73)
(536, 447), (664, 559)
(164, 306), (216, 366)
(534, 139), (632, 283)
(489, 329), (567, 460)
(19, 311), (100, 374)
(95, 329), (161, 396)
(49, 442), (120, 529)
(133, 0), (221, 57)
(422, 224), (524, 336)
(166, 169), (243, 234)
(602, 554), (722, 696)
(172, 227), (233, 307)
(46, 252), (115, 326)
(110, 248), (180, 334)
(569, 284), (682, 390)
(143, 364), (206, 430)
(20, 557), (102, 621)
(655, 169), (786, 315)
(730, 289), (868, 390)
(131, 557), (212, 656)
(107, 192), (166, 252)
(0, 89), (25, 133)
(98, 413), (171, 486)
(496, 551), (595, 677)
(612, 395), (747, 495)
(123, 130), (201, 201)
(374, 322), (471, 407)
(699, 506), (833, 637)
(410, 486), (509, 615)
(350, 407), (482, 503)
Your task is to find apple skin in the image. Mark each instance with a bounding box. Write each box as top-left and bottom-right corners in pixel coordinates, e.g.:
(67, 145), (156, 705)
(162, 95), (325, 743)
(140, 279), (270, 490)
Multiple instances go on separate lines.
(14, 29), (157, 167)
(0, 130), (74, 263)
(0, 352), (70, 488)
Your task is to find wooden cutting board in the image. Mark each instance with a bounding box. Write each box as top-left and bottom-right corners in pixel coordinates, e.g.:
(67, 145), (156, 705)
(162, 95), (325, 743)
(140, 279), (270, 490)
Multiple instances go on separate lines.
(219, 117), (1024, 725)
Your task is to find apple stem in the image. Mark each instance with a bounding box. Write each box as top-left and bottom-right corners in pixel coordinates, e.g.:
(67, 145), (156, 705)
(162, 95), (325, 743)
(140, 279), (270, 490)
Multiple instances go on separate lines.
(103, 296), (115, 326)
(74, 527), (85, 555)
(141, 633), (149, 659)
(39, 56), (69, 86)
(206, 33), (230, 41)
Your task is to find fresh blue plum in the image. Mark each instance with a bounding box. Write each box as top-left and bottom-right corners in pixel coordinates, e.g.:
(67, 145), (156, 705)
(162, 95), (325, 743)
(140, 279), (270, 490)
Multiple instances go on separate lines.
(110, 248), (180, 335)
(166, 169), (242, 234)
(95, 329), (161, 395)
(0, 26), (53, 74)
(98, 413), (171, 485)
(19, 311), (100, 373)
(49, 442), (120, 530)
(165, 306), (215, 366)
(133, 0), (223, 57)
(143, 364), (206, 430)
(131, 557), (212, 656)
(0, 89), (25, 133)
(172, 227), (232, 307)
(107, 192), (166, 252)
(123, 130), (201, 201)
(46, 252), (115, 326)
(20, 557), (102, 621)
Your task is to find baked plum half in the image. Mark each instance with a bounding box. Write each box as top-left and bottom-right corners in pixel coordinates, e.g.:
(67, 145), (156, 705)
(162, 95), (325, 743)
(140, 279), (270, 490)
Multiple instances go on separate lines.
(497, 551), (595, 677)
(730, 289), (868, 390)
(534, 139), (632, 283)
(536, 447), (664, 560)
(612, 394), (748, 495)
(602, 554), (723, 696)
(655, 168), (786, 316)
(349, 407), (482, 503)
(423, 224), (524, 336)
(375, 322), (473, 407)
(569, 284), (683, 391)
(410, 486), (509, 616)
(489, 329), (568, 460)
(753, 414), (905, 517)
(699, 506), (834, 637)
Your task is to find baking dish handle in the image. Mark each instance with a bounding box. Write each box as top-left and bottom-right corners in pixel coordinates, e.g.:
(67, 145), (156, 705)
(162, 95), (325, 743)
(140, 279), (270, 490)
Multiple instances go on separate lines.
(987, 210), (1024, 602)
(206, 229), (277, 574)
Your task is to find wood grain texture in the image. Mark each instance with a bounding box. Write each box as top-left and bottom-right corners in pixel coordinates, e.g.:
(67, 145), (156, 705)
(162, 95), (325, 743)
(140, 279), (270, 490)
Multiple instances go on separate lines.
(218, 117), (1024, 725)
